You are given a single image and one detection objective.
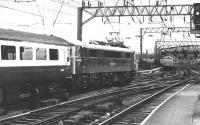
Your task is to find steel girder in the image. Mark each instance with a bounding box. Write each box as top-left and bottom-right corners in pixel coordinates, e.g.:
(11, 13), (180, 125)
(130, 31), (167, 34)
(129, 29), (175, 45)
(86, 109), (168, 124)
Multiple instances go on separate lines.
(82, 4), (193, 24)
(156, 40), (200, 49)
(142, 27), (190, 36)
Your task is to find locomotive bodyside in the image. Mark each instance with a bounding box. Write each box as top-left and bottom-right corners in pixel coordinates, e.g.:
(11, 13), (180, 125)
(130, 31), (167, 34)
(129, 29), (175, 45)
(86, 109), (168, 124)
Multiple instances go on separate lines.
(72, 44), (135, 87)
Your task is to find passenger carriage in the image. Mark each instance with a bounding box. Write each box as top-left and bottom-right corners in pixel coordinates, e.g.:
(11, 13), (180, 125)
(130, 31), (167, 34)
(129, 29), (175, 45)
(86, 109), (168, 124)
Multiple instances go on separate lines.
(0, 28), (73, 104)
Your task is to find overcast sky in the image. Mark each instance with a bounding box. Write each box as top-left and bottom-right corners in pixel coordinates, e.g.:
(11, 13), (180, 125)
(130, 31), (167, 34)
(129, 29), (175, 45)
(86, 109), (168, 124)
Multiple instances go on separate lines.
(0, 0), (200, 53)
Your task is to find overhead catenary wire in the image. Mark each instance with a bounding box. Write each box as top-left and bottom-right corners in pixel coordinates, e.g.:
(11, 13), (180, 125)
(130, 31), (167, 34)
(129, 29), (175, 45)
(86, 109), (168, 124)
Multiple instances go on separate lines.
(0, 0), (77, 16)
(35, 0), (45, 25)
(0, 0), (77, 27)
(53, 0), (65, 26)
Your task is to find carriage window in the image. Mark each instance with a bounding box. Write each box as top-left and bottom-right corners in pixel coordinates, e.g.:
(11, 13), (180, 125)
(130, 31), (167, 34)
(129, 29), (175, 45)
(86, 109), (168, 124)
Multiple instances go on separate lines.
(36, 48), (47, 60)
(20, 47), (33, 60)
(1, 45), (16, 60)
(49, 49), (59, 60)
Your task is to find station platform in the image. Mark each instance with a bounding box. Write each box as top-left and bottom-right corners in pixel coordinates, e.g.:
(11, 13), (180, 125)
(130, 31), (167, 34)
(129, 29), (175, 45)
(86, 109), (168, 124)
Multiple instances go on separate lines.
(141, 83), (200, 125)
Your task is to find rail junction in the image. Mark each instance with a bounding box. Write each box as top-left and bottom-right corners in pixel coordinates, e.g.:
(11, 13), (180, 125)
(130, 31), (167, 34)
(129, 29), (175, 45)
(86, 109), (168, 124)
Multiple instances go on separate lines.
(0, 71), (198, 125)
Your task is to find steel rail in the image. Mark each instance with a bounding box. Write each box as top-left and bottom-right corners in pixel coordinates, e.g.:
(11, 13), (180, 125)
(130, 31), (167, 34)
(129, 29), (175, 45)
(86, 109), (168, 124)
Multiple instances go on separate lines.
(98, 77), (194, 125)
(0, 81), (158, 124)
(0, 74), (180, 124)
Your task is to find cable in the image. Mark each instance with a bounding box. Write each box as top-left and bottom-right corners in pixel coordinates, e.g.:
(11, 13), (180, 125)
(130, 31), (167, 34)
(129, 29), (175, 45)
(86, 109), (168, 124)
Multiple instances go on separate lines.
(1, 0), (77, 16)
(51, 0), (79, 9)
(53, 0), (65, 26)
(0, 4), (41, 17)
(35, 0), (44, 25)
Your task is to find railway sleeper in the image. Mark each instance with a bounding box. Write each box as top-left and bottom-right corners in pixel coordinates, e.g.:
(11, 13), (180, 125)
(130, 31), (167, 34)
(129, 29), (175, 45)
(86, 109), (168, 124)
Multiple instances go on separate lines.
(22, 118), (41, 122)
(95, 102), (115, 112)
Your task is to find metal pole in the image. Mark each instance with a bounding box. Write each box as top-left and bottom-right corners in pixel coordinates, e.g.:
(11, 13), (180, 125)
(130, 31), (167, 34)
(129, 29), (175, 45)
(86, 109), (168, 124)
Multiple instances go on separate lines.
(77, 7), (83, 41)
(154, 41), (158, 67)
(140, 28), (143, 62)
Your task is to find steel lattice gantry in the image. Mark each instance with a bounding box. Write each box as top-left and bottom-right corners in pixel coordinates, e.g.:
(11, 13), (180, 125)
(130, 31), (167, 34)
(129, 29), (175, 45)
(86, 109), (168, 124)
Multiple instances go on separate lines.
(156, 40), (200, 49)
(81, 4), (193, 25)
(155, 40), (200, 68)
(141, 27), (190, 36)
(141, 27), (191, 61)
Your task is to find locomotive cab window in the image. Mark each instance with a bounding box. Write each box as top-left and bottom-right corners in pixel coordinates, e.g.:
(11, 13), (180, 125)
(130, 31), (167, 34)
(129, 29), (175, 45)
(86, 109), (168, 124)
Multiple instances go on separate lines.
(89, 50), (98, 57)
(114, 52), (121, 58)
(36, 48), (47, 60)
(1, 45), (16, 60)
(49, 49), (59, 60)
(20, 47), (33, 60)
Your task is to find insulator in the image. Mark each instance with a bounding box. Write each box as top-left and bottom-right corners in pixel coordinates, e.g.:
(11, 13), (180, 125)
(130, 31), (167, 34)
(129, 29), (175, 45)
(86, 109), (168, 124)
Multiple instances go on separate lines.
(156, 0), (159, 6)
(82, 1), (85, 7)
(170, 16), (172, 22)
(160, 16), (164, 21)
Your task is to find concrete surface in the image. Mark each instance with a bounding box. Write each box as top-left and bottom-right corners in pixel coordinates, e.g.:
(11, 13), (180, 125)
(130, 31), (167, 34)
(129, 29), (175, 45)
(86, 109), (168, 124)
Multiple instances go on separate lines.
(142, 83), (200, 125)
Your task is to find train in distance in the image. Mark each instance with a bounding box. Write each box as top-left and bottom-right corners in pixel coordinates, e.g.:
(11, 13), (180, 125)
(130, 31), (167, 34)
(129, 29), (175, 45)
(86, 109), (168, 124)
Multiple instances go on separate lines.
(161, 56), (175, 71)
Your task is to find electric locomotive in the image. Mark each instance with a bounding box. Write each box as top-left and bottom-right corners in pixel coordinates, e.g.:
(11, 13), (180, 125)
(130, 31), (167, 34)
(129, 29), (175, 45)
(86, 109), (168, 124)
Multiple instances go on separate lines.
(72, 43), (135, 88)
(162, 56), (175, 71)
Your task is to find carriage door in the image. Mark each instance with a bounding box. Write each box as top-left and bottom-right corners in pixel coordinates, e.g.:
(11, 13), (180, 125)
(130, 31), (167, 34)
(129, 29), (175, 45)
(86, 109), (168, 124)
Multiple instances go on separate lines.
(66, 47), (70, 66)
(81, 47), (87, 73)
(61, 48), (70, 66)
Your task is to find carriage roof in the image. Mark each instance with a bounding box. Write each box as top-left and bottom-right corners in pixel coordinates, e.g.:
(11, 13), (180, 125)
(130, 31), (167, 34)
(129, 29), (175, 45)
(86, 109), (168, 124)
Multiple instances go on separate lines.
(0, 28), (74, 46)
(163, 56), (174, 59)
(83, 43), (135, 53)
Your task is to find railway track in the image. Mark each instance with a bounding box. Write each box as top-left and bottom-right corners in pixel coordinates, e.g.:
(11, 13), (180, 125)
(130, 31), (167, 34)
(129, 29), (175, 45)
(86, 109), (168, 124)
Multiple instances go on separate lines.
(0, 73), (182, 125)
(98, 77), (195, 125)
(0, 82), (162, 125)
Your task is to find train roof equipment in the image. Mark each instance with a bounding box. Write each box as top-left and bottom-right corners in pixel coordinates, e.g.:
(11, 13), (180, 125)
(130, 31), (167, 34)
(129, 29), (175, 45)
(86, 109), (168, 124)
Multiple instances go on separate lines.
(163, 56), (174, 59)
(0, 28), (74, 46)
(84, 43), (135, 53)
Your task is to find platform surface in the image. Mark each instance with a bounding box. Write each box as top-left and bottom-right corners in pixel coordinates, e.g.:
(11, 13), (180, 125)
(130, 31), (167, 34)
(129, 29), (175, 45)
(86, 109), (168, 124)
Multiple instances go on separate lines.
(142, 83), (200, 125)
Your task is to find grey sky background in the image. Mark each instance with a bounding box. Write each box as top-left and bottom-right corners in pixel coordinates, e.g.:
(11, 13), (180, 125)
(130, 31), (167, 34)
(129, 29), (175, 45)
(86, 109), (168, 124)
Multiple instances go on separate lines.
(0, 0), (199, 53)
